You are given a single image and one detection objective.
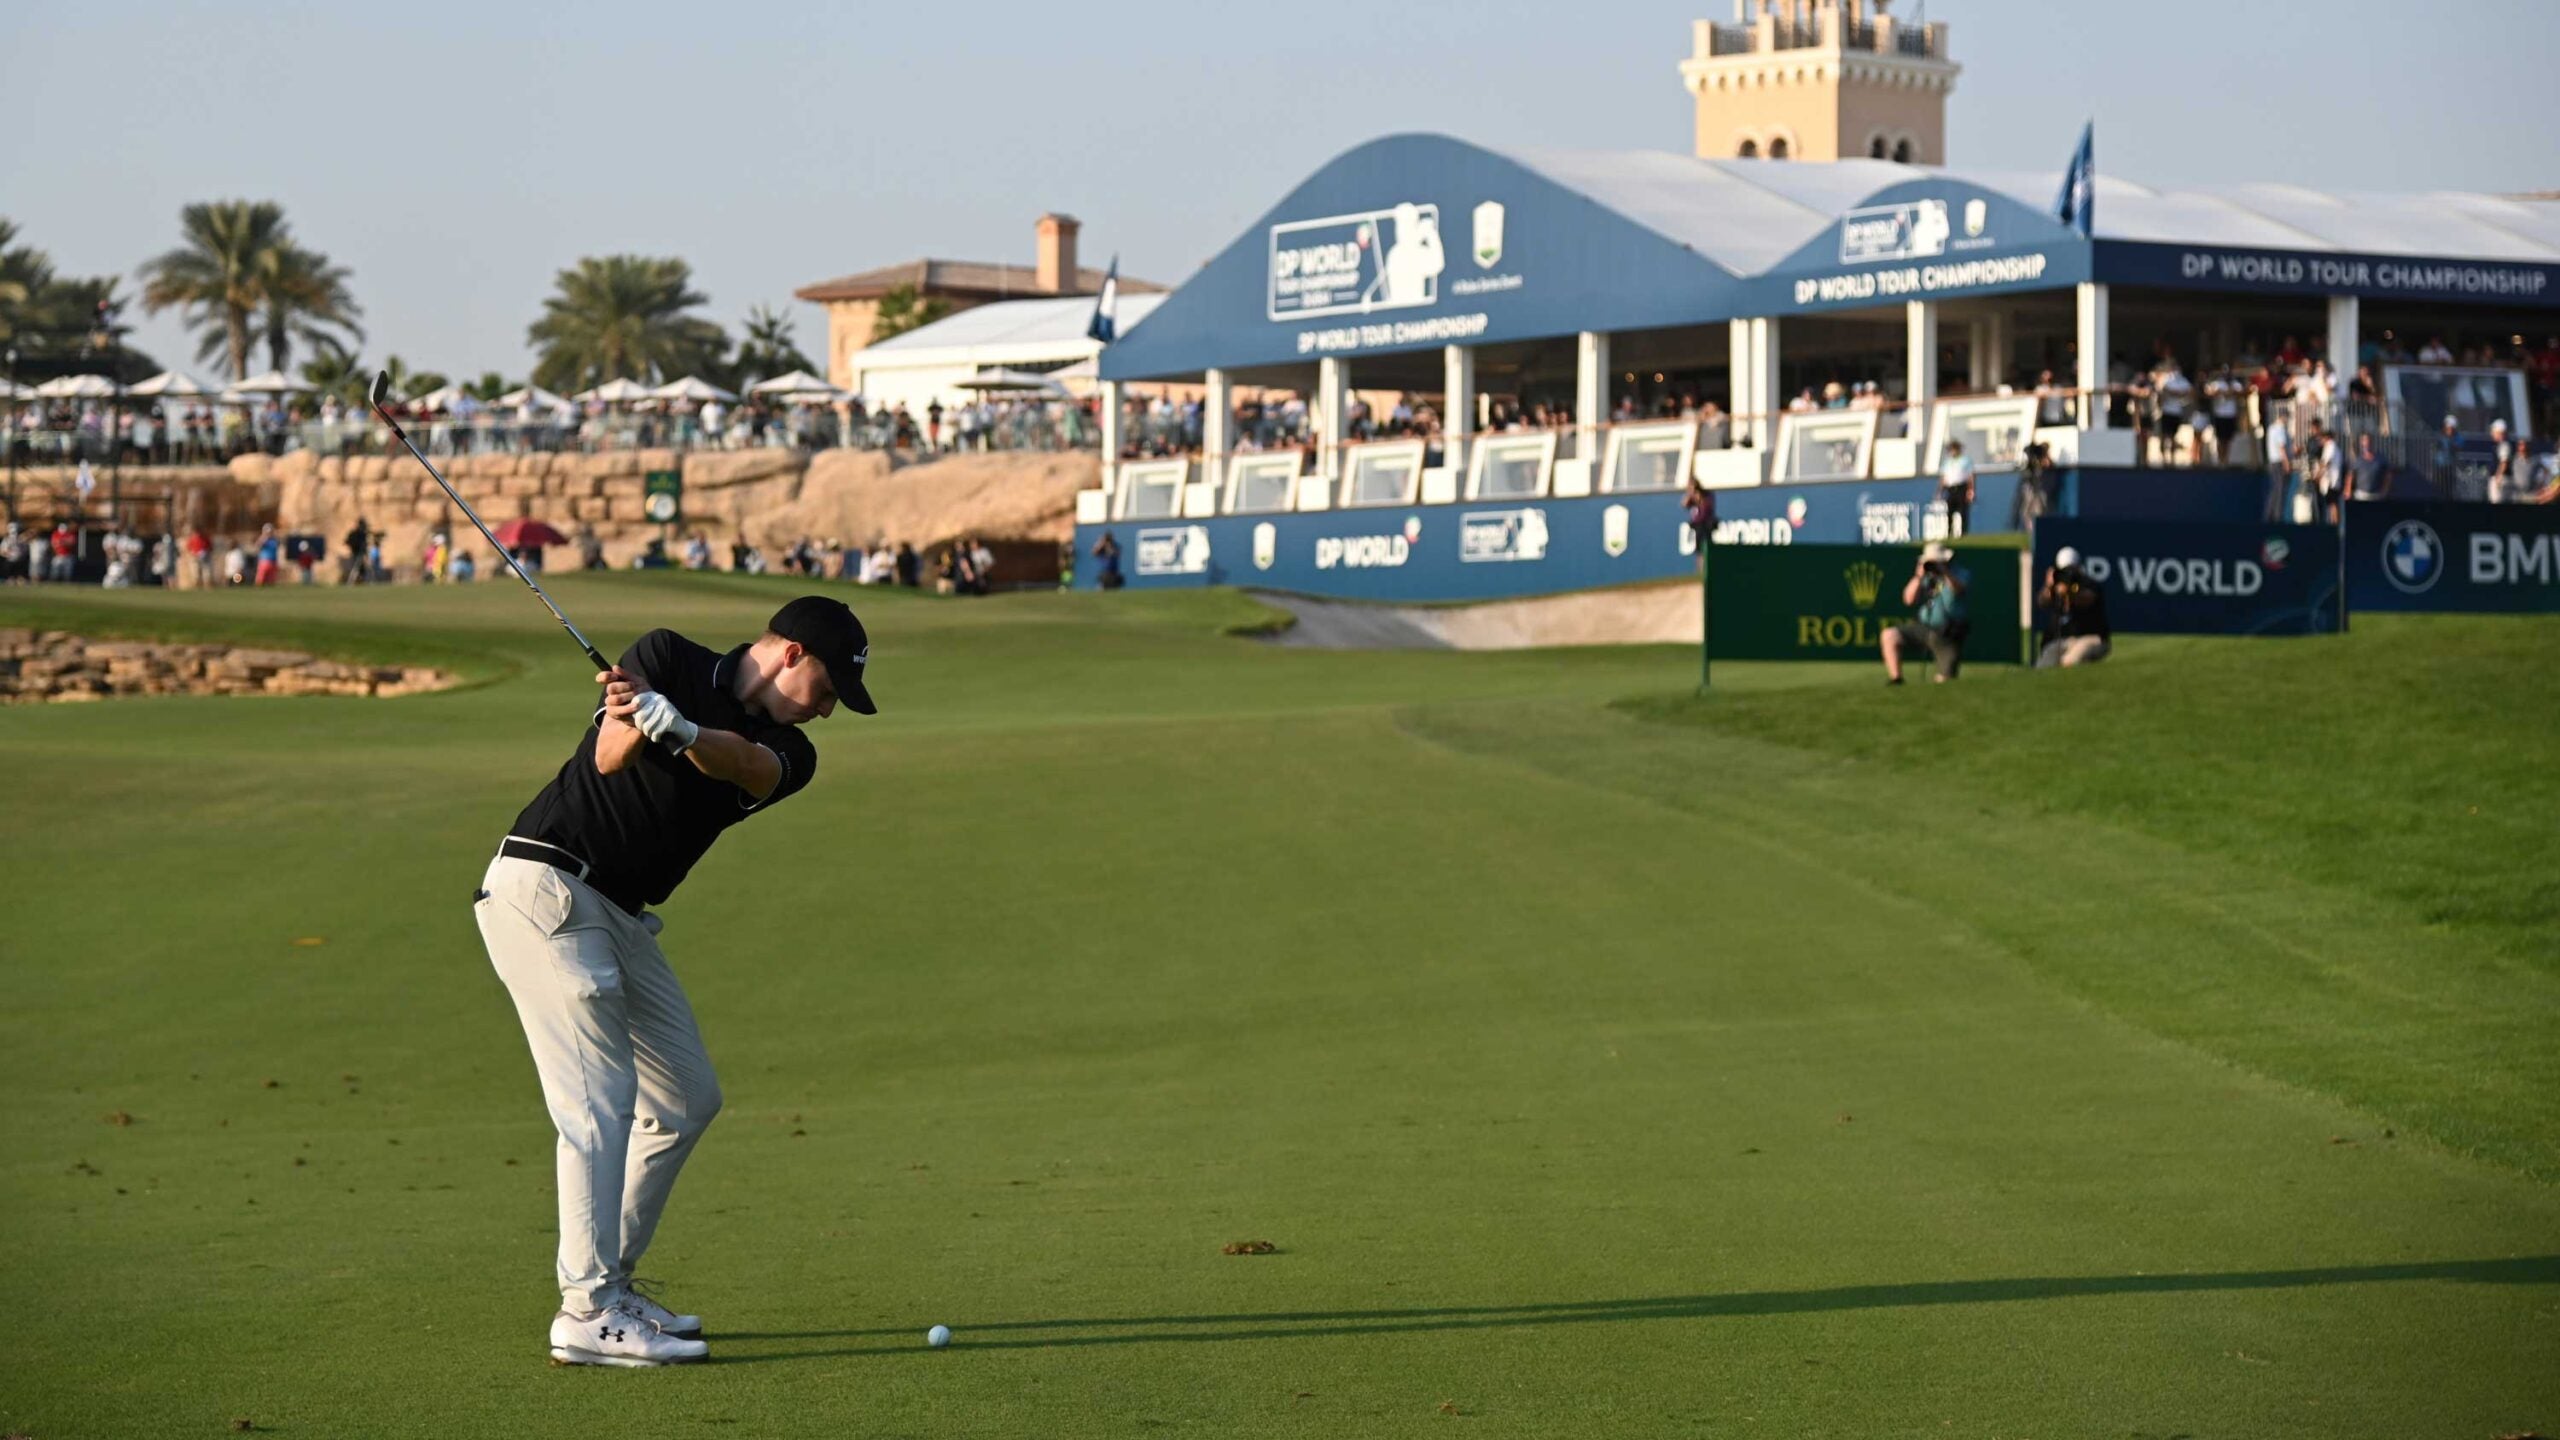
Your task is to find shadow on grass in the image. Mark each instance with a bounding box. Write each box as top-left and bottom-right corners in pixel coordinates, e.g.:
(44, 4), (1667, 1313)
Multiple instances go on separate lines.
(710, 1254), (2560, 1362)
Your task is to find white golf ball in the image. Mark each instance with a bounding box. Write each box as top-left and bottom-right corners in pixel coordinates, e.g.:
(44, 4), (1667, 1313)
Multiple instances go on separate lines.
(926, 1324), (952, 1348)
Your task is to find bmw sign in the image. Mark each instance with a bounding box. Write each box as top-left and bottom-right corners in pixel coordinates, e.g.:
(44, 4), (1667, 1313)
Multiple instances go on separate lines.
(2380, 518), (2443, 593)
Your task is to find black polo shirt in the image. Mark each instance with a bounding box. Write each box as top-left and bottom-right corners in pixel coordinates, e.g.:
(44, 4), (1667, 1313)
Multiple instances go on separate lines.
(507, 629), (818, 913)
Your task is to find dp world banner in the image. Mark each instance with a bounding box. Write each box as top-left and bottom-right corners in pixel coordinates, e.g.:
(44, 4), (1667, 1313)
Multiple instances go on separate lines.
(1708, 544), (2021, 664)
(2346, 500), (2560, 613)
(2030, 520), (2341, 635)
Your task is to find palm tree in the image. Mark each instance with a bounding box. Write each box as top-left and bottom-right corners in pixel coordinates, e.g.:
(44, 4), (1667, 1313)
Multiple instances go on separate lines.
(138, 200), (293, 383)
(869, 282), (950, 343)
(526, 255), (728, 393)
(299, 348), (370, 408)
(377, 355), (448, 403)
(256, 243), (364, 375)
(726, 303), (816, 388)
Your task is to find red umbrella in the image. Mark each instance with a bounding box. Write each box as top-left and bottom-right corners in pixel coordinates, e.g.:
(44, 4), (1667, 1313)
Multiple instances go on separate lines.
(491, 518), (569, 550)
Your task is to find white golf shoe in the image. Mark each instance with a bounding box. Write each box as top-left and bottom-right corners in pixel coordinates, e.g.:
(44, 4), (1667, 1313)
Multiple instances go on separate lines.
(547, 1301), (708, 1367)
(619, 1284), (702, 1339)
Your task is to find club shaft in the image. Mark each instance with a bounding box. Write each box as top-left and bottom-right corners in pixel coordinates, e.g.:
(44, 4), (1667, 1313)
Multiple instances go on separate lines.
(372, 404), (611, 672)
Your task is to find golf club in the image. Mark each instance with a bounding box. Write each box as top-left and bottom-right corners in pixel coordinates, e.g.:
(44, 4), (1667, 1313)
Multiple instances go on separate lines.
(368, 371), (612, 673)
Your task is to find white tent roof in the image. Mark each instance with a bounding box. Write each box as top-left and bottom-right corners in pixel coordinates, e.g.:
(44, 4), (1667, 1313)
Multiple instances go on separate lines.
(495, 384), (573, 412)
(861, 293), (1168, 364)
(650, 376), (736, 403)
(748, 369), (842, 397)
(573, 377), (653, 403)
(1503, 147), (2560, 275)
(129, 370), (214, 398)
(228, 369), (315, 395)
(34, 373), (120, 398)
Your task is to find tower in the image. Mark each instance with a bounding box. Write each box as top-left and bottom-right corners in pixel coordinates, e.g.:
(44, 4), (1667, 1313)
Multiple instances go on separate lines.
(1680, 1), (1960, 164)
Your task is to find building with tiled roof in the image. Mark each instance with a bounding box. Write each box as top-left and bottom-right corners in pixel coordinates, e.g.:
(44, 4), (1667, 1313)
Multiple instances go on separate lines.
(795, 213), (1164, 389)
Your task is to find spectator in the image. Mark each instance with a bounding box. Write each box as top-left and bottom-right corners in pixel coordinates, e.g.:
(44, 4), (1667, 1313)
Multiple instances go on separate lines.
(1936, 439), (1976, 538)
(2034, 547), (2113, 669)
(1881, 542), (1969, 685)
(1681, 476), (1716, 564)
(2349, 432), (2390, 501)
(250, 524), (280, 586)
(1090, 530), (1124, 590)
(2487, 419), (2520, 503)
(342, 518), (372, 585)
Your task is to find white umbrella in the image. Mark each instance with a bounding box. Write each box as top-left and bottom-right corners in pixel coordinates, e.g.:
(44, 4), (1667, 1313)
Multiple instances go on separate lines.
(494, 384), (573, 413)
(408, 383), (470, 411)
(229, 369), (316, 395)
(650, 376), (736, 404)
(34, 373), (121, 399)
(128, 370), (214, 398)
(953, 367), (1068, 396)
(573, 377), (654, 404)
(749, 369), (842, 398)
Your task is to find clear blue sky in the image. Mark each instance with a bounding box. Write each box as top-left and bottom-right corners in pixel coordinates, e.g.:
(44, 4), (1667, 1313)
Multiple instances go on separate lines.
(6, 0), (2555, 380)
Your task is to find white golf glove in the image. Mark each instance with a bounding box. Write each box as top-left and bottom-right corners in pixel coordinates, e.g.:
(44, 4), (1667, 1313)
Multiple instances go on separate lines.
(629, 690), (700, 753)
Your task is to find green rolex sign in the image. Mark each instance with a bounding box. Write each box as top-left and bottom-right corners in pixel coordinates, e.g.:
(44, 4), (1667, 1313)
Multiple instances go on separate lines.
(1708, 543), (2021, 664)
(642, 470), (682, 524)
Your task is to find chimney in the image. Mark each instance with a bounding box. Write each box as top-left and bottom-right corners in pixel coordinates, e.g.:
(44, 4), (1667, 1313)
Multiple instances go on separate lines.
(1035, 213), (1081, 293)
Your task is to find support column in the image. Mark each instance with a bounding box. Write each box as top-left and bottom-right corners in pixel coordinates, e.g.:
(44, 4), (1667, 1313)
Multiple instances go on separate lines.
(1905, 300), (1940, 415)
(2075, 283), (2110, 428)
(1574, 330), (1609, 461)
(1098, 380), (1122, 476)
(2325, 295), (2360, 385)
(1731, 317), (1781, 448)
(1442, 344), (1474, 474)
(1202, 368), (1231, 469)
(1316, 357), (1347, 479)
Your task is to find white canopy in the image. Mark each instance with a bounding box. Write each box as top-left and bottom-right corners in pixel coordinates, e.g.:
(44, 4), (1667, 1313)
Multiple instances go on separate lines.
(493, 384), (573, 413)
(229, 369), (315, 395)
(952, 367), (1069, 395)
(650, 376), (736, 403)
(34, 373), (121, 399)
(128, 370), (214, 398)
(573, 377), (654, 404)
(749, 369), (844, 398)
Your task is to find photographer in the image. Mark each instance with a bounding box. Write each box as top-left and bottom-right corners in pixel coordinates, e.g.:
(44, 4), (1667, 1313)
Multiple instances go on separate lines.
(1881, 542), (1970, 685)
(2035, 546), (2112, 669)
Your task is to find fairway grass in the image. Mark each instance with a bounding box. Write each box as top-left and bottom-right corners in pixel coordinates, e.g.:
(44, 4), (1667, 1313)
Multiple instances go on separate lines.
(2, 579), (2552, 1438)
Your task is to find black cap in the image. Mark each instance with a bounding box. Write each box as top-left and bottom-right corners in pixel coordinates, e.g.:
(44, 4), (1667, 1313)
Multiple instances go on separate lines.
(768, 595), (876, 715)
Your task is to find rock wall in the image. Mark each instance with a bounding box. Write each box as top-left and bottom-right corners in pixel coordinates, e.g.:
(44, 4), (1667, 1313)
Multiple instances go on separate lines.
(230, 447), (1096, 582)
(0, 629), (451, 702)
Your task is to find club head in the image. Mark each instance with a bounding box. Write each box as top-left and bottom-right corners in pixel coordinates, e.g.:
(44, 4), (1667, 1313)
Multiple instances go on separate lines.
(369, 371), (391, 410)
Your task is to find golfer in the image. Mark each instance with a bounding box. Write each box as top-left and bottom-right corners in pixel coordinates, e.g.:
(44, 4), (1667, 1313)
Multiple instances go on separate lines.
(473, 596), (875, 1366)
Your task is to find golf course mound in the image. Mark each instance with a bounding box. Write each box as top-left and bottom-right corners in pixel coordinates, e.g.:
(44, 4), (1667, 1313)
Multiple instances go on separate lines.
(0, 627), (454, 702)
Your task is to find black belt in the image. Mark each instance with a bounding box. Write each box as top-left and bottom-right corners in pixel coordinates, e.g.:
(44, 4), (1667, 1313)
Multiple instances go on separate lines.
(499, 835), (591, 880)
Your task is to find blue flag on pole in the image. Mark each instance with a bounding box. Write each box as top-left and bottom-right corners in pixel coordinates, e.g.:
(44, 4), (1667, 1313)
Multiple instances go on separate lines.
(1085, 255), (1120, 344)
(2054, 122), (2095, 236)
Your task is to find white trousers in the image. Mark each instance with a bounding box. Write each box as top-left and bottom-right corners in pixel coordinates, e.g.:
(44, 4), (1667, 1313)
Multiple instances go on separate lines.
(475, 855), (721, 1313)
